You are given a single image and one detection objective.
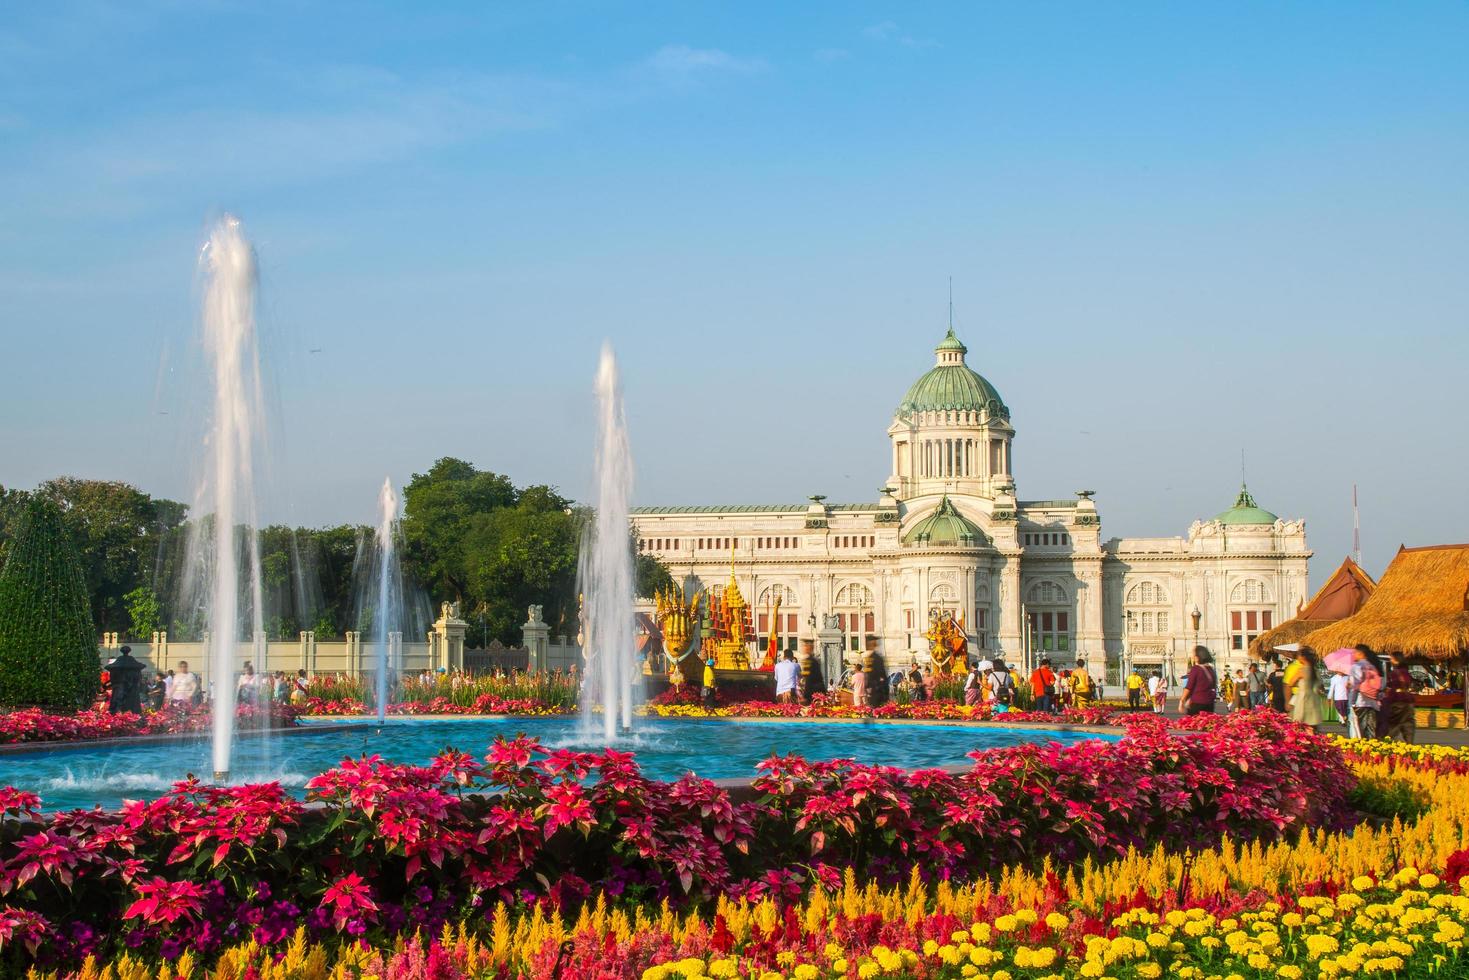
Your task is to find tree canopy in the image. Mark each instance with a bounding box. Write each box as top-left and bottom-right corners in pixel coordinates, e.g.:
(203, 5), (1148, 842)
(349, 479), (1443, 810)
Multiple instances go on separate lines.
(0, 463), (671, 650)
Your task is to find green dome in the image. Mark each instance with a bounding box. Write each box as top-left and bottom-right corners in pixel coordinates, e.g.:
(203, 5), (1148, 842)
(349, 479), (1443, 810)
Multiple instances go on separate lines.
(903, 495), (987, 547)
(897, 330), (1009, 418)
(1214, 486), (1278, 525)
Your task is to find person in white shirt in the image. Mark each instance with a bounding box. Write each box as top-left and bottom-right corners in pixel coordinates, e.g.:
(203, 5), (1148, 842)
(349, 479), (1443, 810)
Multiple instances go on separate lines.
(1147, 671), (1167, 714)
(774, 650), (800, 704)
(170, 661), (199, 705)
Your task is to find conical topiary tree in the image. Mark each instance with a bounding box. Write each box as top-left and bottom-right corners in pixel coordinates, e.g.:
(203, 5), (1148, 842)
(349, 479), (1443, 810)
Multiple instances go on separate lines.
(0, 496), (99, 709)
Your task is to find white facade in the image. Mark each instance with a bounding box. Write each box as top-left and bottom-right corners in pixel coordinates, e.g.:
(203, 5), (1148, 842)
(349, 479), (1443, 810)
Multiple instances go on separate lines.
(631, 330), (1309, 682)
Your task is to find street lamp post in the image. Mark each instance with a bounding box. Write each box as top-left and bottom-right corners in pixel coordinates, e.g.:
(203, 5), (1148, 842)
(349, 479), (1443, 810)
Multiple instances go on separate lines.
(1188, 605), (1202, 686)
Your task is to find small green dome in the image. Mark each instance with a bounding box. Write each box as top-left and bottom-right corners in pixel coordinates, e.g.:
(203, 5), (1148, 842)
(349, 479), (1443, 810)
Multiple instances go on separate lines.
(1214, 486), (1278, 525)
(903, 495), (987, 547)
(897, 330), (1009, 418)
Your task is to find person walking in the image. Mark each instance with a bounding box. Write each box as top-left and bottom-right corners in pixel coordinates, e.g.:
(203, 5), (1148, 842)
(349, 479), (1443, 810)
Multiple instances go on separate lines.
(1056, 669), (1073, 710)
(1247, 662), (1268, 708)
(963, 661), (984, 706)
(1349, 645), (1383, 739)
(1328, 667), (1354, 734)
(1268, 661), (1287, 712)
(1071, 662), (1093, 707)
(1233, 669), (1250, 712)
(1030, 658), (1057, 713)
(863, 636), (889, 708)
(774, 649), (800, 704)
(170, 660), (199, 707)
(701, 656), (718, 711)
(1380, 651), (1417, 743)
(992, 659), (1015, 707)
(1148, 670), (1167, 713)
(1220, 670), (1237, 713)
(1285, 650), (1323, 730)
(1126, 667), (1144, 710)
(850, 661), (867, 707)
(291, 669), (309, 705)
(1178, 647), (1218, 716)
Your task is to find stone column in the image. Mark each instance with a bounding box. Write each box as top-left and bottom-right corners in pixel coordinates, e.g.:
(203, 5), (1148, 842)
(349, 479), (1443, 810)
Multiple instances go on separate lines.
(998, 555), (1023, 666)
(817, 613), (845, 693)
(431, 602), (468, 672)
(344, 631), (359, 675)
(522, 605), (550, 672)
(1077, 559), (1104, 674)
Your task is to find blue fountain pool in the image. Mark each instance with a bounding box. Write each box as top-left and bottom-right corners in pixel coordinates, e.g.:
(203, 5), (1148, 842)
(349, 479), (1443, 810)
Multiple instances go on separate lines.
(3, 717), (1117, 811)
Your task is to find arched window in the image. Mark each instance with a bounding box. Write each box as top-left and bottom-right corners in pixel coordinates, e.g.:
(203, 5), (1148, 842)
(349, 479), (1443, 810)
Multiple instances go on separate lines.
(1229, 579), (1271, 604)
(1025, 580), (1070, 653)
(1125, 581), (1171, 635)
(929, 582), (958, 607)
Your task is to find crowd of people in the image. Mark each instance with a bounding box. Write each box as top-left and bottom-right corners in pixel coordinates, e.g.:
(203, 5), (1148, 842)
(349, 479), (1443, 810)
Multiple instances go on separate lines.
(1120, 643), (1436, 743)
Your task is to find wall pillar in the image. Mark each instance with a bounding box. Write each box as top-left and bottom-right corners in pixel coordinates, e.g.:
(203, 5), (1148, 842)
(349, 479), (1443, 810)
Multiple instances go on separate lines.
(817, 613), (845, 693)
(522, 605), (550, 672)
(431, 602), (468, 672)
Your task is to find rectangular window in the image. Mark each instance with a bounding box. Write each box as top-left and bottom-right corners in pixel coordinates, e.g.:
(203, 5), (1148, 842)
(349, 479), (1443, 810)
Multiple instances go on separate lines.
(1263, 611), (1273, 629)
(1246, 610), (1258, 630)
(1232, 635), (1243, 649)
(758, 613), (768, 632)
(1231, 611), (1242, 631)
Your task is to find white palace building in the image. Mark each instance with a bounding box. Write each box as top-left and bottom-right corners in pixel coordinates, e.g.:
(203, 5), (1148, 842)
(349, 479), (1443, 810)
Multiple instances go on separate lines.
(631, 328), (1310, 682)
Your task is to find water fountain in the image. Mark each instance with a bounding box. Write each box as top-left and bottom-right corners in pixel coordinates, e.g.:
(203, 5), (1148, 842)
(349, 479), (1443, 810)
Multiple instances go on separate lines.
(195, 215), (267, 782)
(580, 343), (639, 741)
(372, 478), (401, 724)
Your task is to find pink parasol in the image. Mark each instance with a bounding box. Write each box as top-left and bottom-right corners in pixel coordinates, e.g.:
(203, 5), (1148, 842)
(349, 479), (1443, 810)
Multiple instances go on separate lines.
(1324, 647), (1356, 675)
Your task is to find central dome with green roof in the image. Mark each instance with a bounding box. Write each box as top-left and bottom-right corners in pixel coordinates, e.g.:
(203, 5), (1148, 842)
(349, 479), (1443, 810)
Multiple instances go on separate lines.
(1213, 486), (1279, 525)
(896, 328), (1009, 419)
(902, 495), (987, 547)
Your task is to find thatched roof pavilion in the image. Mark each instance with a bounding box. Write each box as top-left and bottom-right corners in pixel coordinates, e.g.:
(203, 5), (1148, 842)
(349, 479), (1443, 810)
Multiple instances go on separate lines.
(1302, 544), (1469, 662)
(1250, 556), (1375, 659)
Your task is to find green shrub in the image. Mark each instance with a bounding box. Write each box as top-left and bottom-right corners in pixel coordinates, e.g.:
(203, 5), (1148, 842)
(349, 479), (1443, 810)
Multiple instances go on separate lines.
(0, 497), (99, 708)
(1348, 773), (1431, 823)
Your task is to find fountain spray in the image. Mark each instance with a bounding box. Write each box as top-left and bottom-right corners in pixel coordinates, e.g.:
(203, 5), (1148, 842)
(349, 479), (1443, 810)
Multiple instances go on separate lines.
(581, 343), (638, 741)
(198, 216), (266, 783)
(374, 478), (400, 724)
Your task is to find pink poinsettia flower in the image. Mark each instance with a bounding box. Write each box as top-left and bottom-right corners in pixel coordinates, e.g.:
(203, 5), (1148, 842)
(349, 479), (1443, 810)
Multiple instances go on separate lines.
(321, 871), (379, 930)
(122, 877), (206, 924)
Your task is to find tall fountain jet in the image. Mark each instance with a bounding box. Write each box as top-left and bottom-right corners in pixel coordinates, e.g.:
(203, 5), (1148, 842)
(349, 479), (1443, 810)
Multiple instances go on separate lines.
(581, 343), (638, 742)
(197, 216), (267, 782)
(373, 478), (401, 724)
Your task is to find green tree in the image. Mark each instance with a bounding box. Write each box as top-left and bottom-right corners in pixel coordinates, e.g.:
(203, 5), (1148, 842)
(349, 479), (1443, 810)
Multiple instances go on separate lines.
(123, 585), (161, 639)
(461, 487), (579, 643)
(0, 497), (100, 708)
(401, 458), (516, 604)
(636, 550), (675, 600)
(37, 478), (187, 634)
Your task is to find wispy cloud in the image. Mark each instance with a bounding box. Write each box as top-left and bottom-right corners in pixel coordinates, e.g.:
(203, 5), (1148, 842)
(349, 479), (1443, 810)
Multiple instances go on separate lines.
(644, 44), (766, 75)
(862, 21), (938, 49)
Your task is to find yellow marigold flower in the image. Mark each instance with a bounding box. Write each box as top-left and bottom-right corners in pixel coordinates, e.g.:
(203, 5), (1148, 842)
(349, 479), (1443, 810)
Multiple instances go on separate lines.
(993, 971), (1013, 980)
(824, 944), (843, 961)
(1080, 963), (1105, 978)
(708, 961), (739, 979)
(1281, 913), (1303, 928)
(1014, 908), (1038, 925)
(994, 914), (1018, 933)
(1247, 953), (1271, 970)
(1305, 934), (1340, 958)
(1045, 912), (1070, 930)
(830, 959), (847, 974)
(756, 971), (783, 980)
(642, 968), (668, 980)
(1182, 920), (1207, 937)
(1136, 965), (1162, 980)
(791, 967), (819, 980)
(1276, 966), (1302, 980)
(1165, 910), (1189, 927)
(1146, 932), (1169, 949)
(959, 967), (978, 978)
(923, 939), (939, 956)
(970, 922), (992, 943)
(1420, 873), (1441, 889)
(856, 962), (878, 980)
(1352, 875), (1376, 892)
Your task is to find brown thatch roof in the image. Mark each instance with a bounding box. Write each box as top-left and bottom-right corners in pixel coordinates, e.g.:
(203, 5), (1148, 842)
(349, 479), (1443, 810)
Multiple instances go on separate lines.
(1301, 544), (1469, 662)
(1249, 556), (1376, 658)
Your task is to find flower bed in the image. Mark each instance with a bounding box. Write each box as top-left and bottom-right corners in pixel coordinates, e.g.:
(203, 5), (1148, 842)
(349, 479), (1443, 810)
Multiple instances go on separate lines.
(9, 730), (1469, 978)
(0, 712), (1351, 972)
(299, 694), (573, 716)
(0, 702), (298, 746)
(645, 694), (1132, 726)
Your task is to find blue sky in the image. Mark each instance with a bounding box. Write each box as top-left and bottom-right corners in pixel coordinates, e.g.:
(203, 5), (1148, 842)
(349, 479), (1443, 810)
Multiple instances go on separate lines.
(2, 2), (1466, 584)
